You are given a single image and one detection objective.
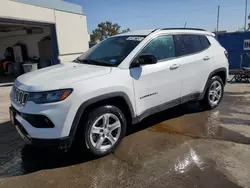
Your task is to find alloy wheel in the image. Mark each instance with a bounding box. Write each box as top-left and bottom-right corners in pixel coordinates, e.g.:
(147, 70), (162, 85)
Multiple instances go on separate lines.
(89, 113), (121, 152)
(208, 80), (222, 106)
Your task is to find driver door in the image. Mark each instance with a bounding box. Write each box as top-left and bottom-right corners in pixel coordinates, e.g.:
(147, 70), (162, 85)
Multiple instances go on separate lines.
(130, 35), (182, 115)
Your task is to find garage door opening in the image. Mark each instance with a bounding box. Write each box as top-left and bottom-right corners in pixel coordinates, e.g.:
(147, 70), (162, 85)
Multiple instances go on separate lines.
(0, 21), (59, 85)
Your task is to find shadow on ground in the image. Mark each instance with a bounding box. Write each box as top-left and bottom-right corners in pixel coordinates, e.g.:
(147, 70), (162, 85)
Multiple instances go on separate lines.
(0, 84), (13, 87)
(0, 75), (14, 87)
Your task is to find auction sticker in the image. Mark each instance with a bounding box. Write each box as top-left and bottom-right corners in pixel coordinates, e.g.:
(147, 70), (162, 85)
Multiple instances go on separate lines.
(126, 37), (144, 41)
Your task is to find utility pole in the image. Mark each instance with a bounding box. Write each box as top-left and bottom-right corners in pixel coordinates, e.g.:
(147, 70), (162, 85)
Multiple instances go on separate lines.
(245, 0), (248, 31)
(216, 5), (220, 37)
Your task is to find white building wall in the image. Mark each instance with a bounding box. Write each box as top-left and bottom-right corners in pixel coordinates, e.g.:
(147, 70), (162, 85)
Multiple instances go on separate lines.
(0, 0), (89, 62)
(0, 0), (55, 24)
(54, 10), (90, 61)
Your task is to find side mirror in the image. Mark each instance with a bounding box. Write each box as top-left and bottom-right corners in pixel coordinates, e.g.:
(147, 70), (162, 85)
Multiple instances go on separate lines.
(137, 54), (157, 65)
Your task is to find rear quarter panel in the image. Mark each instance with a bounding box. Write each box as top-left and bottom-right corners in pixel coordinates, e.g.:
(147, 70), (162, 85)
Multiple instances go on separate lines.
(205, 36), (229, 84)
(207, 36), (229, 71)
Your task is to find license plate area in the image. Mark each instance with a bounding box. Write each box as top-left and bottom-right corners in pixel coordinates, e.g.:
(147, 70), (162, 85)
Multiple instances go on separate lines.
(10, 107), (31, 144)
(9, 107), (16, 125)
(15, 124), (31, 144)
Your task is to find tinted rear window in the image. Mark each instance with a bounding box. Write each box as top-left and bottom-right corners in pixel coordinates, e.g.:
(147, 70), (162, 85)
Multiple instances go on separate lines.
(174, 35), (203, 56)
(199, 35), (211, 49)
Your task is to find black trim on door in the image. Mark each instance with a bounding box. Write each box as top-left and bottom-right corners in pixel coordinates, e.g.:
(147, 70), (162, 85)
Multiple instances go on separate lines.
(132, 93), (200, 124)
(133, 97), (181, 124)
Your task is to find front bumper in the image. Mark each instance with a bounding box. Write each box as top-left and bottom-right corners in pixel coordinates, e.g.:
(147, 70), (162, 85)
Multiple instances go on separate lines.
(10, 92), (74, 139)
(10, 106), (71, 150)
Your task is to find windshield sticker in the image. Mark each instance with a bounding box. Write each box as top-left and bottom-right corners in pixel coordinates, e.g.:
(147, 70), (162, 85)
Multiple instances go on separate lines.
(126, 37), (144, 41)
(110, 59), (117, 64)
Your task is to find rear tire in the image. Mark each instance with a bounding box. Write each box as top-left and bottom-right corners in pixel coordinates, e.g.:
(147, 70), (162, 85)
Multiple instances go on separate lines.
(77, 105), (127, 157)
(200, 76), (224, 109)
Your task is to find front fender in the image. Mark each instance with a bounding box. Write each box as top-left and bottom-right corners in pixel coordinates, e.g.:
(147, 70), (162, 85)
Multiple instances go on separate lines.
(67, 92), (135, 145)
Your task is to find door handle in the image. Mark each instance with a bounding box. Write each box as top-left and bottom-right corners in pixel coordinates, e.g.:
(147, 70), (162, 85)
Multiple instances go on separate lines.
(170, 64), (180, 70)
(203, 56), (210, 61)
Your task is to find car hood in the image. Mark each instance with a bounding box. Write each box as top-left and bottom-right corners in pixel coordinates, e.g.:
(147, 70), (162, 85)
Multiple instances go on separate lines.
(15, 62), (111, 91)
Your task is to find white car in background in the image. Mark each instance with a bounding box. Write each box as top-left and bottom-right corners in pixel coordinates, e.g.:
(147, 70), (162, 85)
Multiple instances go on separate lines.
(10, 28), (229, 157)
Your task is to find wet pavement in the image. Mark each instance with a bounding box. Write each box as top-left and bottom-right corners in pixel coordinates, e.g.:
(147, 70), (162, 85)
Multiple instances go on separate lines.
(0, 83), (250, 188)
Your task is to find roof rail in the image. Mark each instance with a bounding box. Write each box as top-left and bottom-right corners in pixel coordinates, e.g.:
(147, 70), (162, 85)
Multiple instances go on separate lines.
(161, 28), (206, 31)
(149, 28), (160, 34)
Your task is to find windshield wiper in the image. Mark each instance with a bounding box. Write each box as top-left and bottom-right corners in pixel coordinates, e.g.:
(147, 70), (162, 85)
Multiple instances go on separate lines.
(77, 59), (95, 65)
(73, 58), (81, 63)
(77, 59), (115, 67)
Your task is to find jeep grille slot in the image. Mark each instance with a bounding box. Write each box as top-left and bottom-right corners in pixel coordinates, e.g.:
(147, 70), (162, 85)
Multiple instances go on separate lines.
(13, 86), (29, 105)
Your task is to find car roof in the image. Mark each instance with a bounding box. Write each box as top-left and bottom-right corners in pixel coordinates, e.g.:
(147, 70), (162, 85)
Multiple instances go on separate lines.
(116, 28), (215, 37)
(116, 29), (155, 36)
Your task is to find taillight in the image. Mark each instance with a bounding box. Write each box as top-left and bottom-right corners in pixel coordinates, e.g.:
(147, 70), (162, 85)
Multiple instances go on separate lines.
(224, 51), (228, 59)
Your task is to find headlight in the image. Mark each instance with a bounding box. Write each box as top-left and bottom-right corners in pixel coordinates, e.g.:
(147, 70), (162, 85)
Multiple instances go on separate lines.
(28, 89), (73, 104)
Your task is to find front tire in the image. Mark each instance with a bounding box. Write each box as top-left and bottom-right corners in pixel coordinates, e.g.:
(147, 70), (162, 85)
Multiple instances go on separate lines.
(200, 76), (224, 109)
(78, 105), (127, 157)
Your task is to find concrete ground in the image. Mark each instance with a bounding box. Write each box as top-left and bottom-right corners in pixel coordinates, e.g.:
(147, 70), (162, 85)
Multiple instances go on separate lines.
(0, 82), (250, 188)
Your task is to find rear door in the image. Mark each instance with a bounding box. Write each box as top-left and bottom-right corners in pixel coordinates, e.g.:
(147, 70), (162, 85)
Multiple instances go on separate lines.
(174, 34), (213, 101)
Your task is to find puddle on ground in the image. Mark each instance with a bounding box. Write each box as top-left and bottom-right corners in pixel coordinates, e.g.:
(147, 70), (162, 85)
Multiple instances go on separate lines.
(168, 150), (242, 188)
(147, 92), (250, 144)
(0, 145), (243, 188)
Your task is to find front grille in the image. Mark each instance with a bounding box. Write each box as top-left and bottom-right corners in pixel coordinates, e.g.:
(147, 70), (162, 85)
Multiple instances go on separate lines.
(12, 86), (29, 105)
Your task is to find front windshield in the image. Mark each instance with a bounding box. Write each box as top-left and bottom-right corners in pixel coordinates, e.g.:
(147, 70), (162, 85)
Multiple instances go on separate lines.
(77, 36), (145, 66)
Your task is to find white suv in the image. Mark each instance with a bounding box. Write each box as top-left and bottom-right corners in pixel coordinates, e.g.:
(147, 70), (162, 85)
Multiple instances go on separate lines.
(10, 28), (229, 156)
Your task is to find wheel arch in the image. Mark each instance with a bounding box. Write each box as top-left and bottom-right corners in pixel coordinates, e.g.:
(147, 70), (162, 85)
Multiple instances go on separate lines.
(199, 68), (227, 100)
(68, 92), (135, 144)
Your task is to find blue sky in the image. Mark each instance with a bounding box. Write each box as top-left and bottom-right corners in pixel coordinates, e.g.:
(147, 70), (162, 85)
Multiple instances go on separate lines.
(66, 0), (249, 33)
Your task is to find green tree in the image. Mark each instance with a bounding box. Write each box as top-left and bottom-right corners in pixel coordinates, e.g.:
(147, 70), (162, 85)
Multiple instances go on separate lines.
(90, 21), (130, 42)
(121, 28), (131, 33)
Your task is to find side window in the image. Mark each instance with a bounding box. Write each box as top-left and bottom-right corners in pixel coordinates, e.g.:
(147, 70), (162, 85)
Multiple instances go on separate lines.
(199, 35), (211, 49)
(140, 35), (175, 61)
(174, 35), (203, 56)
